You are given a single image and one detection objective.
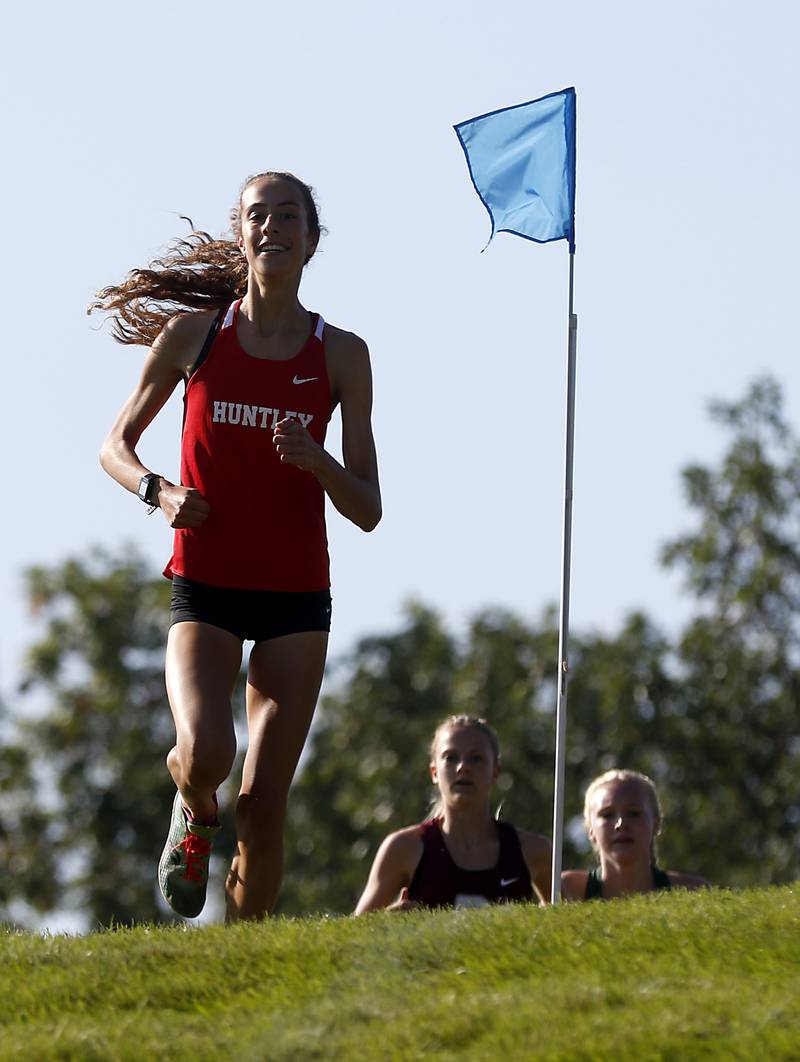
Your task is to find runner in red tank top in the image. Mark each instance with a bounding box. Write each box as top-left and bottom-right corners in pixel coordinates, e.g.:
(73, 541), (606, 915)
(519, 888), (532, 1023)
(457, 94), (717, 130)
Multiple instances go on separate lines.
(97, 172), (381, 922)
(166, 298), (333, 592)
(355, 716), (551, 913)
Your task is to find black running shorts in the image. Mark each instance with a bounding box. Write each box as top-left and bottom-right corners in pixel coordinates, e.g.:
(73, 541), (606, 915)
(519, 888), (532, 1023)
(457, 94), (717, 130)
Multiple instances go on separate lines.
(169, 575), (332, 643)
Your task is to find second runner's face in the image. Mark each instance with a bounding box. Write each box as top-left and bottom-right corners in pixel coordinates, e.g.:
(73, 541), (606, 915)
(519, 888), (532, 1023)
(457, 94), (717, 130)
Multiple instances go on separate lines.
(238, 177), (317, 279)
(431, 727), (499, 810)
(588, 779), (658, 865)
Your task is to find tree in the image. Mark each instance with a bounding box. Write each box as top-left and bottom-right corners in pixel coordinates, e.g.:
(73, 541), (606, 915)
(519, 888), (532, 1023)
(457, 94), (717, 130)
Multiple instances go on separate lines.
(660, 376), (800, 885)
(0, 697), (58, 922)
(10, 546), (240, 927)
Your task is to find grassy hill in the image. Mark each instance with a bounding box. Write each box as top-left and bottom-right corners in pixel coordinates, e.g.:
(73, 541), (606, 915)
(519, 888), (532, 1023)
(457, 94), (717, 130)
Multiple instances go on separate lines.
(2, 886), (798, 1060)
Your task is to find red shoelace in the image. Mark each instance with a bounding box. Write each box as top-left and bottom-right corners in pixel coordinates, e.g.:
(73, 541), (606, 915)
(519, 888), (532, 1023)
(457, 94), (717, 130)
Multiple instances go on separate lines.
(181, 834), (212, 883)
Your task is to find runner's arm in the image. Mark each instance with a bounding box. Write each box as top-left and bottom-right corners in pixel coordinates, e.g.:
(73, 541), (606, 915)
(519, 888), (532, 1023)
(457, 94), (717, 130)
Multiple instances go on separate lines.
(354, 830), (422, 914)
(100, 313), (212, 527)
(275, 330), (381, 531)
(518, 830), (553, 905)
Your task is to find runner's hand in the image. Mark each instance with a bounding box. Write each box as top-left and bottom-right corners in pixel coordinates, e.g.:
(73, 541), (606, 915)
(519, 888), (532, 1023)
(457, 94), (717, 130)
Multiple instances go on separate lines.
(273, 418), (322, 472)
(158, 484), (210, 528)
(387, 888), (421, 913)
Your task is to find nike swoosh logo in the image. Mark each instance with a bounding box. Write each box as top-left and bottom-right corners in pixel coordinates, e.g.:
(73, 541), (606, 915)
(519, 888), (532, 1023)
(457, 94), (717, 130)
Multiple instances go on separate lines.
(500, 877), (519, 887)
(293, 375), (318, 385)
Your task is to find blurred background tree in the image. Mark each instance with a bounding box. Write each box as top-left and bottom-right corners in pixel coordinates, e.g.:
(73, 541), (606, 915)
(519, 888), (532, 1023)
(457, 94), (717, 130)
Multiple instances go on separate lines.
(1, 376), (797, 927)
(9, 547), (179, 925)
(0, 695), (57, 923)
(4, 547), (240, 927)
(658, 376), (800, 886)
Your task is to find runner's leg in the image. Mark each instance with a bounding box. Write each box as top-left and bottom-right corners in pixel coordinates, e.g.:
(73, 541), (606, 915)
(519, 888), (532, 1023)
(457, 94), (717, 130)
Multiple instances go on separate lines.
(165, 621), (242, 822)
(225, 630), (328, 921)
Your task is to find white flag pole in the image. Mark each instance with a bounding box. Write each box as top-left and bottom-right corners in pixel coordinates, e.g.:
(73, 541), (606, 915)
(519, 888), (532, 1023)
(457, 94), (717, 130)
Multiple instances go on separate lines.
(550, 250), (578, 904)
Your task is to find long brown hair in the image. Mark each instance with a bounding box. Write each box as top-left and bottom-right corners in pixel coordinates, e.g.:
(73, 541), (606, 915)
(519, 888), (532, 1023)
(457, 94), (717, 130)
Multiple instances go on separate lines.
(88, 172), (323, 347)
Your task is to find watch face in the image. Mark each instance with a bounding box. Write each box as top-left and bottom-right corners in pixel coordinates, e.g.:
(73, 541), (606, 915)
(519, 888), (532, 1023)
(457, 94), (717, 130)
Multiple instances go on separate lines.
(139, 477), (150, 501)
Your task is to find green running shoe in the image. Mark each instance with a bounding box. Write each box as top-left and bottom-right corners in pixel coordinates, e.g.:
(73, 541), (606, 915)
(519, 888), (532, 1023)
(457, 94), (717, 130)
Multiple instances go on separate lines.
(158, 790), (220, 918)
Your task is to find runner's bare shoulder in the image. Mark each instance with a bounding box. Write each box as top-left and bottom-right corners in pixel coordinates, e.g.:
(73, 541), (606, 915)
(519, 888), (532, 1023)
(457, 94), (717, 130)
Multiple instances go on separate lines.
(321, 320), (369, 358)
(379, 824), (426, 863)
(560, 869), (589, 901)
(321, 321), (371, 408)
(155, 309), (221, 377)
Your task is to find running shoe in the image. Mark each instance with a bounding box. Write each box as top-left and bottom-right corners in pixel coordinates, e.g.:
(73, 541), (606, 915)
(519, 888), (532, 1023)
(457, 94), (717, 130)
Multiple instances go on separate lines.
(158, 789), (220, 918)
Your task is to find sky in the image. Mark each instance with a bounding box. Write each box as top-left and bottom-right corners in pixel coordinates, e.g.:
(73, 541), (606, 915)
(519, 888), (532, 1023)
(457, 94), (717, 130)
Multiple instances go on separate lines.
(2, 0), (799, 705)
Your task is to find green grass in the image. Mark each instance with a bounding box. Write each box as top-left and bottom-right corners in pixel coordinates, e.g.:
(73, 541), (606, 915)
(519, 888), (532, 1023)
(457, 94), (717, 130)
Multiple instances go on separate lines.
(2, 886), (798, 1060)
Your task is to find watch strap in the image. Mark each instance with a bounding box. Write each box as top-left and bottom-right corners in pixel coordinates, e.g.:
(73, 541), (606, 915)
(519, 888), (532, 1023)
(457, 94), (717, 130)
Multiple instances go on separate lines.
(138, 473), (161, 511)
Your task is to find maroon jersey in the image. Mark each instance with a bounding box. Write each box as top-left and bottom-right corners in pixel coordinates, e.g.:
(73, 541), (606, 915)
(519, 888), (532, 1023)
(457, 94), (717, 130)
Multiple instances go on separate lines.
(165, 301), (332, 591)
(408, 818), (534, 909)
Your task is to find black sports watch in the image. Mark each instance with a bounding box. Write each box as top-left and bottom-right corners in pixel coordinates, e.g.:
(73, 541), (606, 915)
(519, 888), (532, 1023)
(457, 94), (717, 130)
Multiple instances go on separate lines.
(137, 473), (161, 513)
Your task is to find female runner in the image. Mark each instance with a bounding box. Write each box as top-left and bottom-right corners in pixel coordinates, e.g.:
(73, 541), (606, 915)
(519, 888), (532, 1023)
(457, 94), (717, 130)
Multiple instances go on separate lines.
(355, 716), (551, 912)
(561, 769), (707, 901)
(96, 171), (381, 921)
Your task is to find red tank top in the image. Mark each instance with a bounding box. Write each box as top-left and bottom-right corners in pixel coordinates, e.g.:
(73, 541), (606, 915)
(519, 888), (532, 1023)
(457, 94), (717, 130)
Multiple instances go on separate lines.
(164, 301), (332, 591)
(407, 818), (534, 909)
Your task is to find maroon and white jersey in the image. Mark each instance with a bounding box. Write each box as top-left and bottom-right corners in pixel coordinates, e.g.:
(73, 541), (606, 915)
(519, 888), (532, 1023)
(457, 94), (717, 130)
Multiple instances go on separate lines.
(408, 817), (533, 909)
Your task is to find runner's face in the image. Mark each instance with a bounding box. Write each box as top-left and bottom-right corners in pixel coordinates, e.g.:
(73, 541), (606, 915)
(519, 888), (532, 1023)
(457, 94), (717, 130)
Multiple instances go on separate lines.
(431, 727), (498, 809)
(588, 779), (658, 865)
(238, 177), (317, 278)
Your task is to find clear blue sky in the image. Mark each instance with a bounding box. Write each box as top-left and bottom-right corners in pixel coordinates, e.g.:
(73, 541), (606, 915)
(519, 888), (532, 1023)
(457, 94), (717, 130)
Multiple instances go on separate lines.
(3, 0), (799, 703)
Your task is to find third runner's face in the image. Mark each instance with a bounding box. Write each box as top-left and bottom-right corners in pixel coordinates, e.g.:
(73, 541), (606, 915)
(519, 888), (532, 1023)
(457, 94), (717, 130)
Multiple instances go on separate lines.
(431, 727), (499, 810)
(588, 779), (658, 865)
(238, 177), (317, 279)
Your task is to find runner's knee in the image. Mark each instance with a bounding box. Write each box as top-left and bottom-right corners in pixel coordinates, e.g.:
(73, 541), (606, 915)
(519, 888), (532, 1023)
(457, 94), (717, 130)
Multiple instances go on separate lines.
(176, 732), (236, 789)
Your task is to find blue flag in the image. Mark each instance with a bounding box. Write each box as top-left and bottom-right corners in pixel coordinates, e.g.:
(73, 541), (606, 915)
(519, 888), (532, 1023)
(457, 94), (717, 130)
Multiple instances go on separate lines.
(454, 87), (576, 252)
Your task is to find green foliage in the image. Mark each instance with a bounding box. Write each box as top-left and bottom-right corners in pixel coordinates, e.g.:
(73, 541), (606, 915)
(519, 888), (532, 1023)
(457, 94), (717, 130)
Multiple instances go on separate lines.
(659, 377), (800, 886)
(0, 887), (797, 1060)
(0, 710), (57, 916)
(10, 547), (180, 926)
(663, 376), (800, 630)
